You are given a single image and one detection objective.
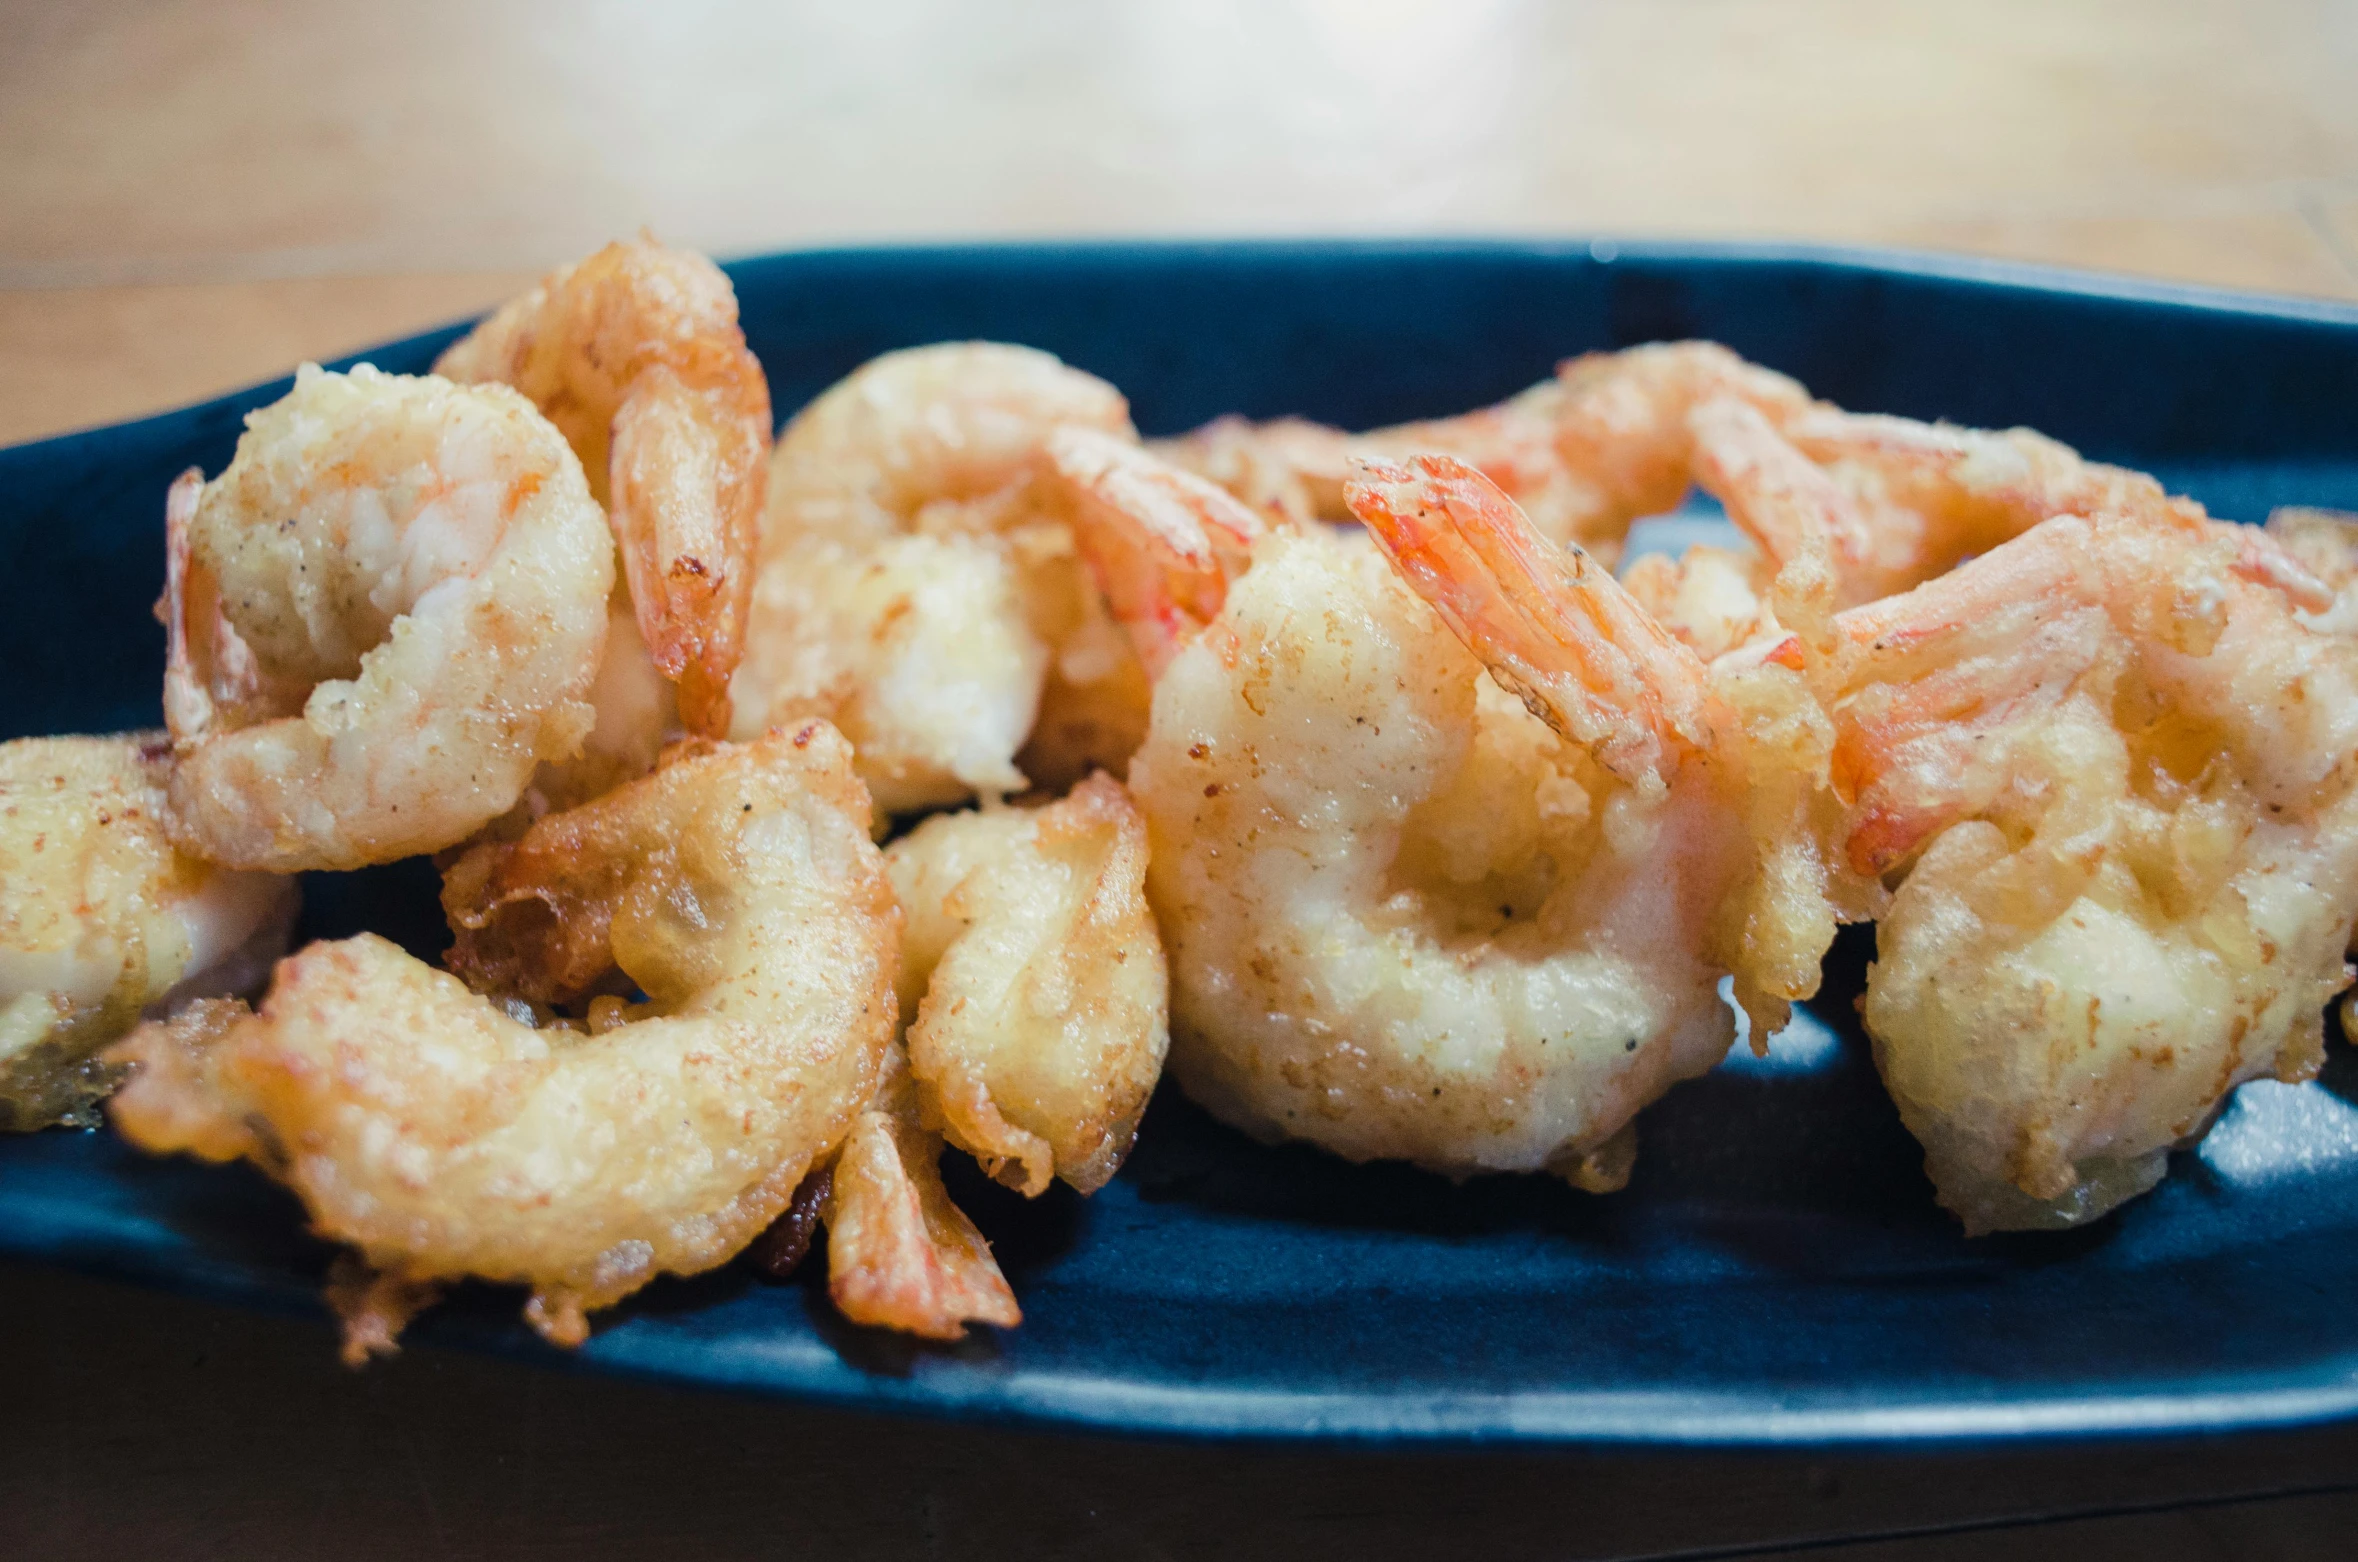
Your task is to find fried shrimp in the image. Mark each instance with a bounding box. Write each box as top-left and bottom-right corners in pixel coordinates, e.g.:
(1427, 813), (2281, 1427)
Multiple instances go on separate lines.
(435, 237), (772, 736)
(1084, 442), (1842, 1182)
(1158, 342), (2229, 657)
(1154, 342), (1811, 559)
(732, 343), (1141, 813)
(0, 735), (295, 1129)
(1609, 395), (1868, 661)
(1353, 455), (1855, 1034)
(162, 365), (614, 871)
(1778, 408), (2209, 604)
(1145, 414), (1356, 533)
(1626, 394), (2234, 661)
(1829, 510), (2358, 1232)
(109, 724), (898, 1354)
(885, 771), (1169, 1197)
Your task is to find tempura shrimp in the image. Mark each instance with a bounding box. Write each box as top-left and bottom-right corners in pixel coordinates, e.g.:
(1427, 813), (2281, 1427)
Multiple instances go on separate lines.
(1779, 407), (2208, 605)
(1154, 342), (1812, 560)
(780, 766), (1168, 1339)
(1083, 441), (1845, 1182)
(110, 724), (898, 1354)
(885, 771), (1169, 1197)
(1613, 395), (1867, 661)
(1629, 396), (2233, 660)
(732, 343), (1142, 813)
(1829, 510), (2358, 1231)
(162, 364), (614, 871)
(0, 735), (295, 1129)
(1144, 414), (1356, 533)
(436, 236), (772, 736)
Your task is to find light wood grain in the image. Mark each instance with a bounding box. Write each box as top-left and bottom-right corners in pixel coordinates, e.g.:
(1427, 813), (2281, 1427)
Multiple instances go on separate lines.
(0, 273), (535, 437)
(1866, 209), (2358, 299)
(2, 0), (2355, 443)
(2315, 194), (2358, 276)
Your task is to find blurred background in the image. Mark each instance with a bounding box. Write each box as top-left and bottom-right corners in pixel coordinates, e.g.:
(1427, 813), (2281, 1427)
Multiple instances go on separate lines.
(4, 0), (2356, 445)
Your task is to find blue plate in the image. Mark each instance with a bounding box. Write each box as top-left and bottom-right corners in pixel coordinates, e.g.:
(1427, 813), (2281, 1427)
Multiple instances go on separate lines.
(7, 241), (2358, 1446)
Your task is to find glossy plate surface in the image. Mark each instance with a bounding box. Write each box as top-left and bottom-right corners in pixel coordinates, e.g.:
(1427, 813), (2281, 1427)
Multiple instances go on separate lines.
(6, 242), (2358, 1446)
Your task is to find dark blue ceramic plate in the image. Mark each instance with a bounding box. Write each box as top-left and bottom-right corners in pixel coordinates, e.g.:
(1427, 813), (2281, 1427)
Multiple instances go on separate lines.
(7, 242), (2358, 1447)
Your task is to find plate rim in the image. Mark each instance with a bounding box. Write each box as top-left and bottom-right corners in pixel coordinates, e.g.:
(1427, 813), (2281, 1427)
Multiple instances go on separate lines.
(8, 234), (2358, 457)
(20, 1207), (2358, 1452)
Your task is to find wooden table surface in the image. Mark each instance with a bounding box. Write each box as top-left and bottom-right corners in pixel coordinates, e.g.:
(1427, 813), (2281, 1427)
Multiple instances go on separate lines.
(7, 4), (2358, 1558)
(6, 0), (2358, 447)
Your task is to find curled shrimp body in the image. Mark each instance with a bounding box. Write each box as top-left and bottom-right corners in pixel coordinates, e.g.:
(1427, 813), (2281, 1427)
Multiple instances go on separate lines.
(885, 771), (1169, 1197)
(1780, 408), (2207, 603)
(1154, 342), (1811, 560)
(733, 344), (1142, 814)
(1144, 414), (1356, 532)
(1087, 441), (1843, 1182)
(163, 365), (614, 871)
(1626, 393), (2239, 665)
(110, 725), (899, 1354)
(436, 237), (772, 737)
(1829, 511), (2358, 1232)
(787, 768), (1168, 1341)
(0, 735), (295, 1129)
(1619, 542), (1789, 662)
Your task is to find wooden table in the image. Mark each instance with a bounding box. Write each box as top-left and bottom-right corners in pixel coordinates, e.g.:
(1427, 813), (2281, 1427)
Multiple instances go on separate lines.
(5, 0), (2356, 447)
(6, 3), (2358, 1556)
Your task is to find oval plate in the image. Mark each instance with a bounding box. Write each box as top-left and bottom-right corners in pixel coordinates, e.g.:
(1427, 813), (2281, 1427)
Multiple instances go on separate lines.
(6, 241), (2358, 1447)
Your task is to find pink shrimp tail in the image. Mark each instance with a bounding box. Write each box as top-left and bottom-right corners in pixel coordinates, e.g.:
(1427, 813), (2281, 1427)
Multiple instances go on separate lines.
(1829, 517), (2122, 875)
(2229, 525), (2335, 613)
(158, 468), (267, 745)
(1050, 427), (1265, 679)
(1345, 453), (1714, 790)
(158, 469), (212, 742)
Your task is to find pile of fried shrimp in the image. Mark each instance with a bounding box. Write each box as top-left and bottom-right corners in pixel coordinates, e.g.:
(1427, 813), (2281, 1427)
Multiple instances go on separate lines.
(8, 236), (2358, 1359)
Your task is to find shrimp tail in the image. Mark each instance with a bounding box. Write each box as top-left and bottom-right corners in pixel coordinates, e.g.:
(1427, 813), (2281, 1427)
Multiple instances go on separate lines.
(158, 466), (273, 746)
(1687, 395), (1865, 658)
(2228, 523), (2335, 613)
(439, 237), (773, 740)
(1831, 516), (2132, 875)
(610, 362), (767, 735)
(1346, 453), (1714, 791)
(1049, 426), (1267, 679)
(158, 468), (215, 742)
(824, 1051), (1021, 1339)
